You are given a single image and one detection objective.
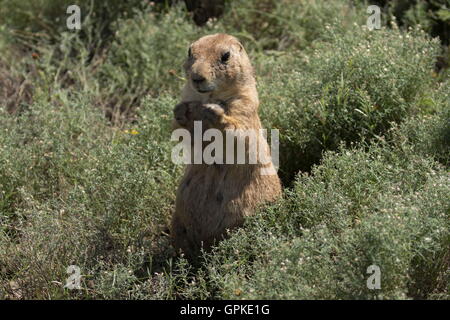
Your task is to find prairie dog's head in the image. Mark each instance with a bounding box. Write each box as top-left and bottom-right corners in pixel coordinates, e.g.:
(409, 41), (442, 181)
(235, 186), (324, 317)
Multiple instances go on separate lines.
(184, 33), (254, 94)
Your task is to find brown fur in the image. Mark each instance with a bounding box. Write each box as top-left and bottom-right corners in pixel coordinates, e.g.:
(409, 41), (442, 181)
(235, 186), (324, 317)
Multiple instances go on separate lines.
(171, 33), (282, 260)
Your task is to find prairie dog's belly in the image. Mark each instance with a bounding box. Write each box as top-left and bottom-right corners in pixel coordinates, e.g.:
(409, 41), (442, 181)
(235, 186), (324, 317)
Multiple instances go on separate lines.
(177, 165), (247, 238)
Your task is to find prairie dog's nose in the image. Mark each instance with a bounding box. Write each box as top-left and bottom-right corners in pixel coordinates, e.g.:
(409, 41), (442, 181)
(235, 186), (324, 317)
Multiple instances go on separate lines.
(191, 73), (206, 83)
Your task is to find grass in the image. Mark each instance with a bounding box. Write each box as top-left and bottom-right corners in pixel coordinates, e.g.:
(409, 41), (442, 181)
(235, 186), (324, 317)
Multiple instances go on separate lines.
(0, 0), (449, 299)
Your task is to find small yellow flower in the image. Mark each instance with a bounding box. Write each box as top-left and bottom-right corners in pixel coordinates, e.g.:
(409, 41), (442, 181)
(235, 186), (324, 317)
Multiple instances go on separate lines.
(123, 129), (139, 135)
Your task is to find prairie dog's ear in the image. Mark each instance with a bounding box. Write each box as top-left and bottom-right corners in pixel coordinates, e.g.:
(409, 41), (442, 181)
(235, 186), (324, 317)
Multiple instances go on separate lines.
(230, 35), (244, 52)
(237, 42), (244, 52)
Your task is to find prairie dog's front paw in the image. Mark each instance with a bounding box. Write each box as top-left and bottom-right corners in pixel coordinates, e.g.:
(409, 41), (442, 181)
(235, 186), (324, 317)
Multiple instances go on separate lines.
(174, 102), (190, 127)
(174, 102), (225, 129)
(173, 101), (201, 127)
(197, 104), (225, 124)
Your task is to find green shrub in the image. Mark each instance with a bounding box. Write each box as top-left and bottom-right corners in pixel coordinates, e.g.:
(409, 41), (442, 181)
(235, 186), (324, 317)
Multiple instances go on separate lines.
(365, 0), (450, 45)
(258, 24), (440, 183)
(0, 0), (146, 45)
(203, 145), (450, 299)
(219, 0), (365, 51)
(393, 107), (450, 167)
(0, 92), (181, 298)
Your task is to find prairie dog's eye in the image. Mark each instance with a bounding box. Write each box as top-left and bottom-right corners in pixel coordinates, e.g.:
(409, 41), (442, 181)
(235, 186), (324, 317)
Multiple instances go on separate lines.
(188, 47), (192, 58)
(221, 51), (230, 63)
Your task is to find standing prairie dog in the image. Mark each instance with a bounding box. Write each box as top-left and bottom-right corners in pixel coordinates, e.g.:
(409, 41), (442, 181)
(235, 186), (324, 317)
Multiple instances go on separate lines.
(171, 33), (281, 260)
